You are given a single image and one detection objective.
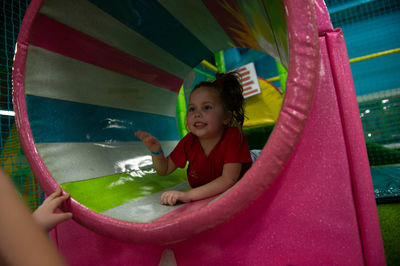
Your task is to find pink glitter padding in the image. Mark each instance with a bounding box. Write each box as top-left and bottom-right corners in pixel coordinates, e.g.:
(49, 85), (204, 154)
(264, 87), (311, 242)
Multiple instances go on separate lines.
(12, 0), (59, 196)
(326, 30), (385, 265)
(14, 0), (319, 244)
(314, 0), (334, 34)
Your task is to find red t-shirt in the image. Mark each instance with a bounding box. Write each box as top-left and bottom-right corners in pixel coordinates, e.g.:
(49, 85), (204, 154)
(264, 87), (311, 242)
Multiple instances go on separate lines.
(169, 127), (252, 188)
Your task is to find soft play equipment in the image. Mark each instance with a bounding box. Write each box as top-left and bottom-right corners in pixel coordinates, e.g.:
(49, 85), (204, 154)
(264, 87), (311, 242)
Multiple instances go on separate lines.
(243, 78), (283, 128)
(13, 0), (385, 265)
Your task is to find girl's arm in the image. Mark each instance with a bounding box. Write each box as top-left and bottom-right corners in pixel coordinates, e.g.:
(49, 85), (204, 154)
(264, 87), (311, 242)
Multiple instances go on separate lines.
(0, 169), (67, 265)
(135, 131), (177, 175)
(161, 163), (242, 205)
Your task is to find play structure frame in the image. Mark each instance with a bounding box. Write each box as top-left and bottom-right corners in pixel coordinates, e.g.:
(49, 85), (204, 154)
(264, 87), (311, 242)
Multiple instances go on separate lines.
(12, 0), (385, 264)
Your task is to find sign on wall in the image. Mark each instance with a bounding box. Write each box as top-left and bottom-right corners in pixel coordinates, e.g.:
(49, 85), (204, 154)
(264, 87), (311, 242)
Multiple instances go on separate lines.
(234, 62), (261, 98)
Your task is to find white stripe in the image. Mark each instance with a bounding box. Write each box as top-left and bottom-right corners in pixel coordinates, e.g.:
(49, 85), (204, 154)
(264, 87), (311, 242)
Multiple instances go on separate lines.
(25, 46), (178, 117)
(101, 182), (190, 223)
(36, 141), (179, 184)
(39, 0), (191, 79)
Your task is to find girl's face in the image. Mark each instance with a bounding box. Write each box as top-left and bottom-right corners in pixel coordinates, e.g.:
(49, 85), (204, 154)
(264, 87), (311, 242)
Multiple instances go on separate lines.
(187, 86), (231, 140)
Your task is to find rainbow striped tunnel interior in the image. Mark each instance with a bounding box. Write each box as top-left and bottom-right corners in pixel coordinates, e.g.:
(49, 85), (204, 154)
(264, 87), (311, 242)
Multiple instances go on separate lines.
(13, 0), (320, 243)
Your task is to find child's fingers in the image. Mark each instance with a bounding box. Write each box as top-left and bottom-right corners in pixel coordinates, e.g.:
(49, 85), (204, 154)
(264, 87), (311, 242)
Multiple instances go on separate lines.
(45, 187), (62, 201)
(165, 193), (172, 205)
(160, 192), (166, 204)
(54, 212), (73, 224)
(161, 191), (172, 205)
(47, 193), (70, 210)
(160, 191), (178, 206)
(135, 131), (151, 140)
(169, 195), (177, 206)
(41, 187), (62, 205)
(135, 131), (154, 145)
(162, 192), (170, 205)
(134, 131), (143, 138)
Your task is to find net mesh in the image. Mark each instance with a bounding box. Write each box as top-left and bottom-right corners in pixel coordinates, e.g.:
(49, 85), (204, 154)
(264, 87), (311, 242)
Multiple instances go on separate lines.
(326, 0), (400, 201)
(0, 0), (43, 210)
(327, 0), (400, 28)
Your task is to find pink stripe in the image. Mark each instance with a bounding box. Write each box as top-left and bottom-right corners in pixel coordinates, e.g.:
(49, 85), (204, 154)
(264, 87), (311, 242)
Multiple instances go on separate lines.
(28, 14), (182, 93)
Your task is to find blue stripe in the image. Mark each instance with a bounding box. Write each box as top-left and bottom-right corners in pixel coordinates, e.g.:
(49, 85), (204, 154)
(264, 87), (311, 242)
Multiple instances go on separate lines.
(26, 95), (180, 143)
(89, 0), (214, 67)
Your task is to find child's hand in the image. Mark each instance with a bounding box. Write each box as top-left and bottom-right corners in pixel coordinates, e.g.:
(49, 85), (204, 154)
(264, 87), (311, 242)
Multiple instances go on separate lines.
(32, 187), (73, 232)
(135, 131), (162, 153)
(161, 190), (191, 206)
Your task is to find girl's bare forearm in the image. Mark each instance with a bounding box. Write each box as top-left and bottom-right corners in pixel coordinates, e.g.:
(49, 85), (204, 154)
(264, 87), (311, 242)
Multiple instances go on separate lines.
(187, 163), (242, 201)
(187, 175), (236, 201)
(151, 154), (168, 175)
(152, 155), (176, 176)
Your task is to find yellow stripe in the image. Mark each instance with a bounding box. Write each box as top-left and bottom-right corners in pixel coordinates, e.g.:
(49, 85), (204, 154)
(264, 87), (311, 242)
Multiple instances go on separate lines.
(349, 48), (400, 63)
(200, 60), (218, 72)
(266, 48), (400, 81)
(266, 76), (280, 82)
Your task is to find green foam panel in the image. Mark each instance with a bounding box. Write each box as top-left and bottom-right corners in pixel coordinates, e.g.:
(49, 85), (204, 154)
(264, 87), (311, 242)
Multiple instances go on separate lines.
(61, 168), (187, 213)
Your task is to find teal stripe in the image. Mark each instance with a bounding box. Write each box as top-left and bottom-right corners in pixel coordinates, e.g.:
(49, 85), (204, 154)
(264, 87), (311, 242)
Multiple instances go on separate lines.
(27, 95), (180, 143)
(89, 0), (214, 67)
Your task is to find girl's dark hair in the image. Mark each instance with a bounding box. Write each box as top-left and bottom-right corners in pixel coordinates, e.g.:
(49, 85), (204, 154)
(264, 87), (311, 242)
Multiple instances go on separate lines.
(193, 71), (245, 128)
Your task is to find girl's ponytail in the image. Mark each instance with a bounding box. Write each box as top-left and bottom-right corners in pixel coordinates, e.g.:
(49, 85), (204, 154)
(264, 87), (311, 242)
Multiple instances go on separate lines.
(214, 72), (245, 128)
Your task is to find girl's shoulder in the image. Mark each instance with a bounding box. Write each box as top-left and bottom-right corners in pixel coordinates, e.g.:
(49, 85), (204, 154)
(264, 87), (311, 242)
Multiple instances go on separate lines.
(180, 132), (198, 144)
(225, 126), (242, 135)
(224, 126), (244, 141)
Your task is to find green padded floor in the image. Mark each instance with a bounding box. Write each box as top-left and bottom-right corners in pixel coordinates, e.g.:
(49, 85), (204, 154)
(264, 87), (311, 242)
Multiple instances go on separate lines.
(61, 168), (187, 213)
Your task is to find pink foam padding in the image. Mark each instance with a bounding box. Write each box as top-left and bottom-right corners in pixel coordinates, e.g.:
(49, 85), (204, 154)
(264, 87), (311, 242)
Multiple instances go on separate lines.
(50, 35), (382, 265)
(326, 29), (385, 266)
(12, 0), (59, 196)
(314, 0), (334, 34)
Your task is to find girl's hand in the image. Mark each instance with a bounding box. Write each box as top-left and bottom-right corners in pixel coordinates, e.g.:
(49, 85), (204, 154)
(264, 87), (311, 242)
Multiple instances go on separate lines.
(135, 131), (162, 153)
(32, 187), (73, 232)
(160, 190), (191, 206)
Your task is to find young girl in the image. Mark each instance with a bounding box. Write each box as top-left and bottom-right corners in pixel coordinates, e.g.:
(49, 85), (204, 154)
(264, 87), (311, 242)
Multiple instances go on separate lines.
(135, 72), (252, 206)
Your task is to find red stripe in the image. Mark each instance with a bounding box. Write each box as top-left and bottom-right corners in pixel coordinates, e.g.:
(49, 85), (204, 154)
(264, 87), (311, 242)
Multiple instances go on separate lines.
(239, 71), (250, 77)
(243, 86), (253, 91)
(243, 89), (259, 97)
(236, 67), (246, 73)
(240, 76), (250, 82)
(241, 80), (254, 87)
(28, 14), (182, 93)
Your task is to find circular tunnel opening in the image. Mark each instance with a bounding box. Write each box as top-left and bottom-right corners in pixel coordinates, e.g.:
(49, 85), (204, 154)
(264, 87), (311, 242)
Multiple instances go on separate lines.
(13, 0), (320, 244)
